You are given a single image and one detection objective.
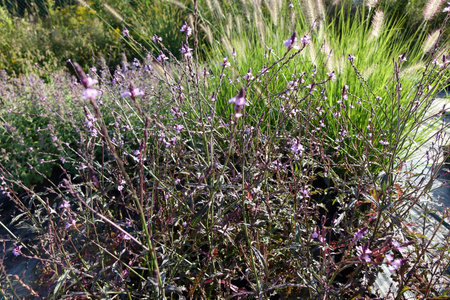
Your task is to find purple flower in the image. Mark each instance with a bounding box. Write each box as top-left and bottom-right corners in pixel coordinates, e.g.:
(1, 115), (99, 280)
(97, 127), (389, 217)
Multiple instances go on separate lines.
(180, 22), (192, 36)
(301, 35), (311, 44)
(399, 52), (407, 63)
(65, 219), (76, 229)
(243, 68), (254, 81)
(289, 2), (294, 8)
(353, 227), (367, 242)
(385, 254), (403, 273)
(12, 245), (23, 257)
(180, 43), (193, 58)
(121, 87), (144, 98)
(228, 88), (247, 118)
(284, 31), (298, 49)
(312, 231), (319, 239)
(220, 57), (231, 67)
(174, 124), (184, 134)
(157, 52), (168, 62)
(82, 88), (101, 99)
(356, 245), (372, 263)
(59, 200), (70, 209)
(123, 27), (129, 37)
(152, 35), (162, 42)
(347, 54), (355, 61)
(290, 138), (304, 156)
(165, 137), (177, 148)
(119, 232), (132, 240)
(85, 77), (98, 88)
(391, 240), (401, 250)
(327, 71), (336, 82)
(380, 139), (389, 146)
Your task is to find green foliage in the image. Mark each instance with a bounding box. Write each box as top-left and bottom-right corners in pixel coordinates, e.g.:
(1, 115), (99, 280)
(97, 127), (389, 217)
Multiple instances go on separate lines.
(0, 72), (82, 187)
(0, 0), (190, 79)
(0, 2), (127, 79)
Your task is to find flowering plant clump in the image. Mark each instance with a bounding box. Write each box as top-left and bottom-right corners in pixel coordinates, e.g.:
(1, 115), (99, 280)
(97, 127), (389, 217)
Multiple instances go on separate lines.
(0, 1), (450, 299)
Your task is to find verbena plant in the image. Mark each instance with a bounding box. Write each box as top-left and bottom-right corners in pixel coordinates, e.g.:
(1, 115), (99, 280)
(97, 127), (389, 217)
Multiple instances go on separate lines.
(1, 0), (450, 299)
(195, 0), (450, 175)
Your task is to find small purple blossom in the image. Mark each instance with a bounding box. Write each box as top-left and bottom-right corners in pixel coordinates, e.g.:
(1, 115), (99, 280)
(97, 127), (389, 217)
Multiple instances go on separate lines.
(353, 227), (367, 242)
(174, 124), (184, 134)
(157, 52), (168, 63)
(59, 200), (70, 209)
(122, 27), (129, 37)
(290, 138), (304, 156)
(380, 139), (389, 146)
(301, 34), (311, 44)
(228, 88), (248, 118)
(180, 22), (192, 36)
(121, 85), (144, 98)
(119, 232), (132, 240)
(220, 57), (231, 67)
(327, 71), (336, 82)
(65, 219), (76, 229)
(284, 31), (298, 49)
(399, 52), (407, 63)
(356, 245), (372, 263)
(243, 68), (254, 81)
(386, 254), (403, 273)
(12, 245), (23, 257)
(82, 88), (101, 99)
(152, 35), (162, 42)
(347, 54), (355, 61)
(165, 137), (177, 148)
(180, 43), (193, 58)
